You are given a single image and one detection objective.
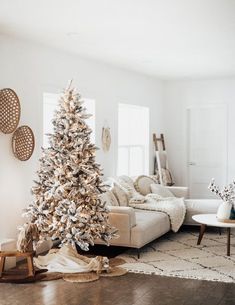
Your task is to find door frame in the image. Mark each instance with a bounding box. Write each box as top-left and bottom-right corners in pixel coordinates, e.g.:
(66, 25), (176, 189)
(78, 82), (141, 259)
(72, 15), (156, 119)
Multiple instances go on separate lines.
(186, 104), (228, 198)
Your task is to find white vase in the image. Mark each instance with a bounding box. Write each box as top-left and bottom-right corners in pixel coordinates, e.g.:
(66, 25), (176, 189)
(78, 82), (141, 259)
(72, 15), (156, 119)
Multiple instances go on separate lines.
(216, 202), (232, 220)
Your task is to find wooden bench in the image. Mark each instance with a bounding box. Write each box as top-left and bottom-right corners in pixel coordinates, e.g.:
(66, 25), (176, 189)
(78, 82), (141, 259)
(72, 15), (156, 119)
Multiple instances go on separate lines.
(0, 251), (34, 278)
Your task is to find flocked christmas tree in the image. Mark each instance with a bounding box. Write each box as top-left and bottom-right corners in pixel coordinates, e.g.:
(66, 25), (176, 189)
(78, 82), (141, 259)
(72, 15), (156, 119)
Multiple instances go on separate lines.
(25, 82), (116, 251)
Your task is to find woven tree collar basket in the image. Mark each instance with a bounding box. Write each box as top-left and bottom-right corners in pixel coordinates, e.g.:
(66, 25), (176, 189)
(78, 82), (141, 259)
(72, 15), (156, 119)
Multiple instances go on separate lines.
(0, 88), (21, 134)
(12, 125), (35, 161)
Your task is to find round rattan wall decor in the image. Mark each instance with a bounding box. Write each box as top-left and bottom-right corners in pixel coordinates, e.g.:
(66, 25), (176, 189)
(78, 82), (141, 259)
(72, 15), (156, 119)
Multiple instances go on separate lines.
(0, 88), (21, 134)
(12, 125), (35, 161)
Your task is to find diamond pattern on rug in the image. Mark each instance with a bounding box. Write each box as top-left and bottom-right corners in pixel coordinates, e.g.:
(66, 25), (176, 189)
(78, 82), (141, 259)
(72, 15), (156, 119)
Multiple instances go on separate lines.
(192, 255), (234, 268)
(166, 232), (196, 242)
(135, 251), (174, 262)
(214, 265), (235, 279)
(154, 240), (192, 251)
(121, 262), (159, 274)
(206, 245), (235, 256)
(186, 237), (223, 248)
(151, 259), (201, 272)
(118, 231), (235, 283)
(167, 247), (211, 259)
(171, 268), (233, 282)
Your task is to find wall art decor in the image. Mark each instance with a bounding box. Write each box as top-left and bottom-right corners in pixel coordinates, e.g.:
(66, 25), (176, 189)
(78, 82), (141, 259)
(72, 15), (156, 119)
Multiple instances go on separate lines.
(102, 126), (111, 152)
(12, 125), (35, 161)
(0, 88), (21, 134)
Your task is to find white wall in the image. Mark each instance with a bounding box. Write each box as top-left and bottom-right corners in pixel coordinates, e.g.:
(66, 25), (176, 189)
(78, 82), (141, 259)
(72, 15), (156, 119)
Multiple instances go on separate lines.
(0, 35), (164, 239)
(163, 78), (235, 187)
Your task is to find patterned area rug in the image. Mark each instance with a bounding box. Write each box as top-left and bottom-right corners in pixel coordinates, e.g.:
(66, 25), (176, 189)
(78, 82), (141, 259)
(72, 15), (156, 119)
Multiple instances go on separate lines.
(118, 230), (235, 283)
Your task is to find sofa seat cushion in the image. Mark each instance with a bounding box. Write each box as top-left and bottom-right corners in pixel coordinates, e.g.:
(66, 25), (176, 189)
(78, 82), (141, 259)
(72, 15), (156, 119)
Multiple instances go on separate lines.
(184, 199), (222, 225)
(131, 210), (170, 248)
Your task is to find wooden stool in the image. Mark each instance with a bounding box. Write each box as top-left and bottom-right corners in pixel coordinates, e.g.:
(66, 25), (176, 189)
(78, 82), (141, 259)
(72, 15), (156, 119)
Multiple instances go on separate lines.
(0, 251), (34, 278)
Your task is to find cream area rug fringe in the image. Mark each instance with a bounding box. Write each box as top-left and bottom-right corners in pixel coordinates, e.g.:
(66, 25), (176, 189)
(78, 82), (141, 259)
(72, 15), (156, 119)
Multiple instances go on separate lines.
(118, 230), (235, 283)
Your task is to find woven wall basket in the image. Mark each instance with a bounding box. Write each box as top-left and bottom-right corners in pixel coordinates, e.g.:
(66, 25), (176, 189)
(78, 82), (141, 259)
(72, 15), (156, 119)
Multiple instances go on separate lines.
(0, 88), (21, 134)
(12, 125), (35, 161)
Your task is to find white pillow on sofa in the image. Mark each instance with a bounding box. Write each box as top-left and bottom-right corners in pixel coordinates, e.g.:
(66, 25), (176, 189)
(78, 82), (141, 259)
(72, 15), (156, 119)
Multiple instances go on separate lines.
(111, 182), (129, 206)
(99, 190), (119, 207)
(118, 175), (134, 188)
(150, 183), (175, 198)
(134, 175), (158, 195)
(118, 176), (145, 203)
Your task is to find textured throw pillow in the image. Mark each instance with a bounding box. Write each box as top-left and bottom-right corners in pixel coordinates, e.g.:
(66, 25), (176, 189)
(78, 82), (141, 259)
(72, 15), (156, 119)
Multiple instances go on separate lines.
(134, 175), (158, 196)
(118, 175), (134, 188)
(111, 182), (129, 206)
(150, 183), (175, 198)
(99, 190), (119, 207)
(107, 190), (120, 206)
(118, 176), (146, 202)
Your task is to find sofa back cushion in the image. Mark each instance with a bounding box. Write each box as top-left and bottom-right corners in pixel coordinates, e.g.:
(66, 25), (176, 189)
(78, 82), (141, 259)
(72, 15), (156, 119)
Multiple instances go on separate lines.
(99, 190), (119, 207)
(118, 175), (134, 188)
(111, 182), (129, 206)
(150, 183), (175, 198)
(117, 176), (145, 202)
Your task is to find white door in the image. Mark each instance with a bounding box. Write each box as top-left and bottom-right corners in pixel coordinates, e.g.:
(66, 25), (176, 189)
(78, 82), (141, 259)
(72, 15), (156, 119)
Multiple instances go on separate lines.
(187, 105), (227, 198)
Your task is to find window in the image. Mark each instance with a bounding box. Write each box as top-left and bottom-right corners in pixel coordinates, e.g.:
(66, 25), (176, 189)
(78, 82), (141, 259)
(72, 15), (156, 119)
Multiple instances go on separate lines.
(117, 103), (149, 176)
(43, 93), (95, 147)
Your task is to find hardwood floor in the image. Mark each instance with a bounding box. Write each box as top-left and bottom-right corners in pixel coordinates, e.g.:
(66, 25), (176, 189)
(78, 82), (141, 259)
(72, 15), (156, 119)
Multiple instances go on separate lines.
(0, 272), (234, 305)
(1, 227), (234, 305)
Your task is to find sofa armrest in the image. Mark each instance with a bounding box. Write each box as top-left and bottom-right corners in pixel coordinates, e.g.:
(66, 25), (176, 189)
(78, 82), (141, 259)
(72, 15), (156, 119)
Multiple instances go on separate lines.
(108, 206), (136, 228)
(165, 186), (189, 199)
(95, 207), (136, 246)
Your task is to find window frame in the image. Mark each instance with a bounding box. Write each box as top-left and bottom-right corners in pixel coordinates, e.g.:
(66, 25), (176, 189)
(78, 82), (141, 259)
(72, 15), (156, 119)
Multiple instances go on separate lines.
(117, 103), (150, 176)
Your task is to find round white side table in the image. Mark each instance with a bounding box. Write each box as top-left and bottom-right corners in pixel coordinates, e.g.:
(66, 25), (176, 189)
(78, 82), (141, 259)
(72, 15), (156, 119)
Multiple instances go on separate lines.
(192, 214), (235, 256)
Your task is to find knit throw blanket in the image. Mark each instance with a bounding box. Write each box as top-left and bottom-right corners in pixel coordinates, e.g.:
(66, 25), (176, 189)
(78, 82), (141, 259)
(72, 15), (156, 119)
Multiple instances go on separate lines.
(129, 194), (186, 232)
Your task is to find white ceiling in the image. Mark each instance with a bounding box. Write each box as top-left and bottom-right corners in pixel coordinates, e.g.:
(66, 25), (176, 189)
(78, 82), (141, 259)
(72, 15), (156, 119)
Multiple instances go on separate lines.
(1, 0), (235, 79)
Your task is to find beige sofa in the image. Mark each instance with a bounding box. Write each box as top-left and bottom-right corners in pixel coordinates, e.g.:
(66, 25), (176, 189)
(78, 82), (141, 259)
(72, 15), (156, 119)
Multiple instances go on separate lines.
(96, 186), (221, 256)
